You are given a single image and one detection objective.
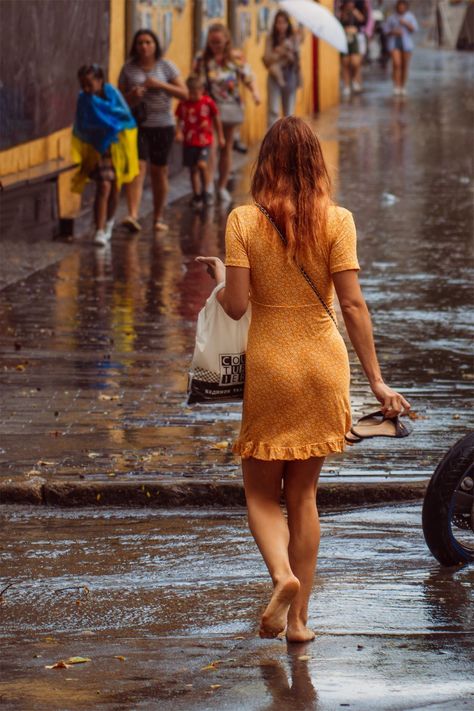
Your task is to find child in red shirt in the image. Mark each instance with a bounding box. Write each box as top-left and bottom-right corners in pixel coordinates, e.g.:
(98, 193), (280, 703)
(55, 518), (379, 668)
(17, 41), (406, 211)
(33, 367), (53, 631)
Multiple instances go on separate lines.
(176, 75), (225, 207)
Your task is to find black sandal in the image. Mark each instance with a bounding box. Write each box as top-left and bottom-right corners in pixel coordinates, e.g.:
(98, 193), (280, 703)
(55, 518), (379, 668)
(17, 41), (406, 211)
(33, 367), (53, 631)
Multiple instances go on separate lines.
(350, 410), (412, 440)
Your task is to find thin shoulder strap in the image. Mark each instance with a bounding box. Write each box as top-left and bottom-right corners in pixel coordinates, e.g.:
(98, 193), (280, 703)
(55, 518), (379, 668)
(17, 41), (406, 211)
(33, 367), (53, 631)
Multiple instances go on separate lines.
(255, 202), (337, 326)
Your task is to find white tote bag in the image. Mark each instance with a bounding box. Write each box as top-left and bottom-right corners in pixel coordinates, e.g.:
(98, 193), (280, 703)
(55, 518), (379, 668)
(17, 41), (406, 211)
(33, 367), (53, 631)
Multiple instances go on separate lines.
(188, 283), (251, 404)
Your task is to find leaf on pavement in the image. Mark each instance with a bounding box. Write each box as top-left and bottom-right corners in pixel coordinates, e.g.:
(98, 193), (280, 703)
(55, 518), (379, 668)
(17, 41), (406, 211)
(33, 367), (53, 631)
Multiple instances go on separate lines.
(209, 441), (229, 450)
(66, 657), (92, 664)
(114, 655), (126, 661)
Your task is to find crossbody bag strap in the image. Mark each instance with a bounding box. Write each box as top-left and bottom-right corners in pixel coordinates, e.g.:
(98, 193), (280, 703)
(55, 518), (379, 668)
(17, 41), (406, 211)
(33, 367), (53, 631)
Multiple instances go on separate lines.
(255, 202), (337, 326)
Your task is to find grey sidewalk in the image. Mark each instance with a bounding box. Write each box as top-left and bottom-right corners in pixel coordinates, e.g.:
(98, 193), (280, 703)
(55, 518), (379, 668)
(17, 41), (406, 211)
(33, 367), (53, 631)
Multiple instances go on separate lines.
(1, 503), (473, 710)
(1, 47), (473, 506)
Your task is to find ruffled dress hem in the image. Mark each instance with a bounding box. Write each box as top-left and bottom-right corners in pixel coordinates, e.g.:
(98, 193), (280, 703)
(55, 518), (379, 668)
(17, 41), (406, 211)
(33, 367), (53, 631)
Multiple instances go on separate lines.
(233, 437), (346, 461)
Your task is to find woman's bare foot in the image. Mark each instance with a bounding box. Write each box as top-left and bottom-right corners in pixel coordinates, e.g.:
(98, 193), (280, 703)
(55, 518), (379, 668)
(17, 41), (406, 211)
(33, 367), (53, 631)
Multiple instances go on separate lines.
(286, 623), (316, 643)
(259, 576), (300, 638)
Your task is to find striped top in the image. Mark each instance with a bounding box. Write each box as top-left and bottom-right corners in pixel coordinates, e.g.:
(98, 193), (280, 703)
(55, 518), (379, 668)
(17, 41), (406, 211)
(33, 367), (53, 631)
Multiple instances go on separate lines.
(118, 59), (180, 128)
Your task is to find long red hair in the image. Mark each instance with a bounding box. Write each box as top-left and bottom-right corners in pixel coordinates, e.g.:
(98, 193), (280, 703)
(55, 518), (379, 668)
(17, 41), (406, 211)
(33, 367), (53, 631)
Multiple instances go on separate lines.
(251, 117), (332, 263)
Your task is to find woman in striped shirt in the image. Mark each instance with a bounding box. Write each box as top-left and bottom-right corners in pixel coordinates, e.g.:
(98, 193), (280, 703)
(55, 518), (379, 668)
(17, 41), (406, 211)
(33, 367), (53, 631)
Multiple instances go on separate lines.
(119, 29), (188, 232)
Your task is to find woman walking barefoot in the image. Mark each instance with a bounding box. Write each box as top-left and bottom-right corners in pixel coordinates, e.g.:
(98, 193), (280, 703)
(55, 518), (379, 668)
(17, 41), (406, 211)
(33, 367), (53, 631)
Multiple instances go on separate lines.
(197, 117), (410, 642)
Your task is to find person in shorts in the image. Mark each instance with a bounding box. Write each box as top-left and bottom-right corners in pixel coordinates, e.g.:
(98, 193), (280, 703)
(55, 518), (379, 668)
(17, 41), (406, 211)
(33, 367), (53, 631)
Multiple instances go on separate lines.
(118, 29), (188, 232)
(175, 75), (225, 208)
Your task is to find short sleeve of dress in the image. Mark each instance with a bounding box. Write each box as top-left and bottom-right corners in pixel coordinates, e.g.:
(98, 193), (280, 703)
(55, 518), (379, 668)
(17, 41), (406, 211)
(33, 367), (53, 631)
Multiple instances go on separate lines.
(163, 59), (179, 82)
(329, 210), (360, 274)
(225, 209), (250, 269)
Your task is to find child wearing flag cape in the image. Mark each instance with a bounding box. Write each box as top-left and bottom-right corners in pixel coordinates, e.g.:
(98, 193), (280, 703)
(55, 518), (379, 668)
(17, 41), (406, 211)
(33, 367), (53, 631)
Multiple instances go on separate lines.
(72, 65), (139, 246)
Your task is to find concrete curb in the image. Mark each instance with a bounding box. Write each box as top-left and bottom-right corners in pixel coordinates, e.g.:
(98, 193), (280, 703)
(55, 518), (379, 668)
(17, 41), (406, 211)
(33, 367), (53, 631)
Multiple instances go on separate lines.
(0, 477), (428, 509)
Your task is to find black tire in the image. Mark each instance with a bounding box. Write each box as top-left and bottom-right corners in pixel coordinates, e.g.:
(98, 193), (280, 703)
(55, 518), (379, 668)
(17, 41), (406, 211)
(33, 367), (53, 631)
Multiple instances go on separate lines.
(422, 432), (474, 566)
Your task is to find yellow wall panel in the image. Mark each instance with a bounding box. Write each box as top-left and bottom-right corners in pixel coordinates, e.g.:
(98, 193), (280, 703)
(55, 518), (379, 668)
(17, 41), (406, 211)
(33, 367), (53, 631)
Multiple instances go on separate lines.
(318, 0), (340, 111)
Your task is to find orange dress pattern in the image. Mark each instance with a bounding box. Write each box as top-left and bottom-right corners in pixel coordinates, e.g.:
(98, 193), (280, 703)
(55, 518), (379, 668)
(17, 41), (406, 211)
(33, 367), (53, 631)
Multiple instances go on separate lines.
(225, 204), (360, 461)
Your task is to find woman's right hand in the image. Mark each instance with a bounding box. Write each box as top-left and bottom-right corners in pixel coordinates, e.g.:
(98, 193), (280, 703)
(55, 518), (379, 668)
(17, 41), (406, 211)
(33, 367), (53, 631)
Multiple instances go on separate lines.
(131, 85), (146, 99)
(195, 256), (226, 283)
(370, 381), (411, 418)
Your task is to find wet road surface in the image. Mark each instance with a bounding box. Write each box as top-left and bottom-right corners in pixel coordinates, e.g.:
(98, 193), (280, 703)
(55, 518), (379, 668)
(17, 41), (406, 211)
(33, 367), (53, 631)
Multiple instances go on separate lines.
(0, 47), (473, 486)
(1, 503), (473, 710)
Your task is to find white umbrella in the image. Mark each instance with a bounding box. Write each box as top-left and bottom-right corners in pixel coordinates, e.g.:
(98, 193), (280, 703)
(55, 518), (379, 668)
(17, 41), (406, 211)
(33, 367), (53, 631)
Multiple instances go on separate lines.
(278, 0), (348, 54)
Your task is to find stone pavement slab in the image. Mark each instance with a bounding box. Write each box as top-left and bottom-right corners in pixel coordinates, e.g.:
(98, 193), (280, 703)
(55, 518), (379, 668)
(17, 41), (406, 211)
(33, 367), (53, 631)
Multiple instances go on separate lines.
(0, 504), (473, 710)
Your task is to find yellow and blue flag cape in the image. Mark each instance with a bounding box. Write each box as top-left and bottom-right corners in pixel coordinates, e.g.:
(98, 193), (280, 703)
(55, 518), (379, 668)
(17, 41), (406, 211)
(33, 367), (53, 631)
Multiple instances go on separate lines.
(71, 83), (139, 192)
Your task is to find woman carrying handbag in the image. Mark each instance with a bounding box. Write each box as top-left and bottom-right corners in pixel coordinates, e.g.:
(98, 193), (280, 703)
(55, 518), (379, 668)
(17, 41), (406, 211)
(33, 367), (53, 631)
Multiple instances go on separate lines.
(196, 116), (410, 643)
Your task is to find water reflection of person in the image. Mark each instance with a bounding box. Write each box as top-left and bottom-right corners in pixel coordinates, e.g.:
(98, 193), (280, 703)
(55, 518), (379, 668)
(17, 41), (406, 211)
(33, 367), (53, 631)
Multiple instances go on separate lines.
(260, 645), (319, 711)
(197, 117), (410, 643)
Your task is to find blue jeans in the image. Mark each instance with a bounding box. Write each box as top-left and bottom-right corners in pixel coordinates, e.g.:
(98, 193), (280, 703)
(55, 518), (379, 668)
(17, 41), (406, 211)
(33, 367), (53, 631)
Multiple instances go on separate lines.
(267, 76), (297, 127)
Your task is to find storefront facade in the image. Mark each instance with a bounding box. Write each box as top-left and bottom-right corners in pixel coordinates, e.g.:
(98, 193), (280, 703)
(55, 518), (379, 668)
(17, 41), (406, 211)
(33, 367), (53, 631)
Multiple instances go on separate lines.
(0, 0), (340, 223)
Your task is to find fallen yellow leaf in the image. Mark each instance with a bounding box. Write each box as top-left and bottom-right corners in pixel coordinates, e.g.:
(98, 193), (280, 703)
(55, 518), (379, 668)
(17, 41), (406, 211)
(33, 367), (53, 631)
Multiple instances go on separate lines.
(201, 662), (219, 671)
(66, 657), (91, 664)
(114, 655), (126, 661)
(209, 441), (229, 450)
(210, 684), (221, 690)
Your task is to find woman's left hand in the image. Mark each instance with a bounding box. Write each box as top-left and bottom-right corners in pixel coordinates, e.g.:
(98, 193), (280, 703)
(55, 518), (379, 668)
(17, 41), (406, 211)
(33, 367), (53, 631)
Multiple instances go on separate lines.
(196, 256), (226, 283)
(252, 91), (261, 106)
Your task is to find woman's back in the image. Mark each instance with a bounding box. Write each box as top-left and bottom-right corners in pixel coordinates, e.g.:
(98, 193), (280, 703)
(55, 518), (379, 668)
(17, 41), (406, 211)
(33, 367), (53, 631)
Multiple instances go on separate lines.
(225, 204), (359, 312)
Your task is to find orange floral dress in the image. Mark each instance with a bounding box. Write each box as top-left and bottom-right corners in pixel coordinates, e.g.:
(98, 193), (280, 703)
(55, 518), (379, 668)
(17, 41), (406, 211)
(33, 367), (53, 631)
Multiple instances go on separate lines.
(225, 204), (360, 460)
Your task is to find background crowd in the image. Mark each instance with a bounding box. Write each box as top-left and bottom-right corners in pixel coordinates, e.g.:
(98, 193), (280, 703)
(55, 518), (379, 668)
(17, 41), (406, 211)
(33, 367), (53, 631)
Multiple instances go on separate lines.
(72, 1), (418, 246)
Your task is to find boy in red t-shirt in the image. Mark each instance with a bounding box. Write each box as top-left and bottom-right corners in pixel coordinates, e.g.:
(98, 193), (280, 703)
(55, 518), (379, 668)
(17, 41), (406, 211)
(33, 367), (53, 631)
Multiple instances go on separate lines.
(176, 75), (225, 207)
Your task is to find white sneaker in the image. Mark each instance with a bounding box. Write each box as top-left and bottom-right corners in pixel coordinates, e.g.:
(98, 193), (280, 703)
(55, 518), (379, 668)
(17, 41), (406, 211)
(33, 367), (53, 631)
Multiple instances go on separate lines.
(105, 218), (115, 238)
(400, 87), (407, 96)
(393, 86), (402, 96)
(93, 229), (109, 246)
(342, 86), (351, 98)
(352, 82), (362, 94)
(218, 187), (232, 203)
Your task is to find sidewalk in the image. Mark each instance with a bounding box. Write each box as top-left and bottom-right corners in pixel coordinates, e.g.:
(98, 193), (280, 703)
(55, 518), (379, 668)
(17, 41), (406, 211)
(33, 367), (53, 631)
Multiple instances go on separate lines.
(1, 47), (473, 507)
(1, 503), (473, 710)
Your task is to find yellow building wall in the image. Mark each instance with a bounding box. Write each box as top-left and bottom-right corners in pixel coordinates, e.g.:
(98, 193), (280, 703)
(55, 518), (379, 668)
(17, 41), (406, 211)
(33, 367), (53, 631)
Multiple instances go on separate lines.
(0, 0), (339, 215)
(0, 0), (127, 217)
(318, 0), (340, 111)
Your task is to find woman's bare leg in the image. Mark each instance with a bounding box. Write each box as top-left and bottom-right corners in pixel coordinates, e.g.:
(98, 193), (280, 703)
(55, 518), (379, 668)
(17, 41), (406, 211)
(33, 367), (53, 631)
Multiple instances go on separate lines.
(107, 181), (119, 220)
(94, 181), (111, 230)
(401, 51), (412, 87)
(351, 54), (362, 86)
(150, 164), (168, 226)
(391, 49), (402, 88)
(283, 456), (324, 642)
(125, 160), (147, 219)
(217, 124), (236, 191)
(341, 56), (352, 90)
(242, 458), (300, 638)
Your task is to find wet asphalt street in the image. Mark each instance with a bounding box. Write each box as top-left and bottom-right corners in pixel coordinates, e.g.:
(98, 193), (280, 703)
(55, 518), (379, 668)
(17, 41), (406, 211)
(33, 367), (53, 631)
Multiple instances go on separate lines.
(1, 503), (473, 710)
(0, 48), (473, 487)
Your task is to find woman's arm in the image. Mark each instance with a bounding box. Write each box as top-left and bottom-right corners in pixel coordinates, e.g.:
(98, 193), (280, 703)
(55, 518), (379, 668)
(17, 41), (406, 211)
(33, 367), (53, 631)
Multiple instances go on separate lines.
(119, 80), (146, 107)
(195, 257), (250, 321)
(333, 269), (410, 416)
(144, 75), (189, 100)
